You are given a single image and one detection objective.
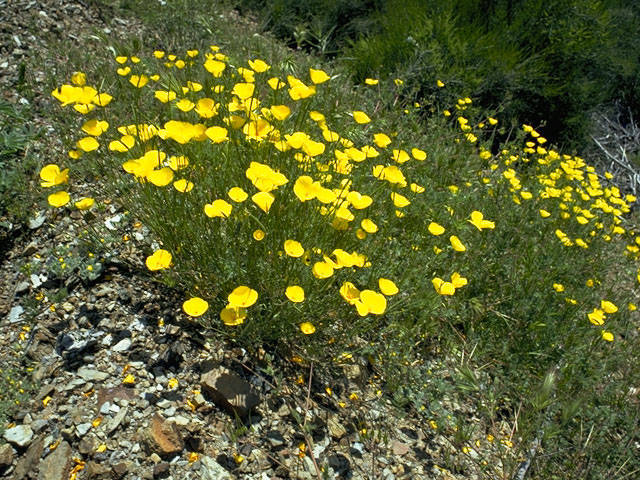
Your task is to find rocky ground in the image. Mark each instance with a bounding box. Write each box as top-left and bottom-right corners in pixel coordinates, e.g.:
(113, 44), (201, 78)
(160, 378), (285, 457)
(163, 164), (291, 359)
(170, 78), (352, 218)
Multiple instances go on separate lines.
(0, 1), (503, 479)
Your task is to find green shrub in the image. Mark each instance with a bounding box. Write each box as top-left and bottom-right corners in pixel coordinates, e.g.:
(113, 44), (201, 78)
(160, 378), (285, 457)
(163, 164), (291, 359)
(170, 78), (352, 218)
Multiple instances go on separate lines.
(41, 13), (640, 476)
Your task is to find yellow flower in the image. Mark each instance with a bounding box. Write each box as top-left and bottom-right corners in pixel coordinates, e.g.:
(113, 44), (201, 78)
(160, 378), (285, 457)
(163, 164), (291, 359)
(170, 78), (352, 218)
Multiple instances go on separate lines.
(539, 209), (551, 218)
(601, 330), (614, 342)
(168, 155), (189, 171)
(378, 278), (398, 296)
(71, 71), (86, 86)
(309, 68), (330, 84)
(147, 167), (174, 187)
(600, 300), (618, 314)
(228, 286), (258, 308)
(553, 283), (564, 292)
(40, 164), (69, 188)
(285, 286), (305, 303)
(432, 278), (455, 295)
(109, 135), (135, 152)
(205, 126), (229, 143)
(47, 191), (70, 208)
(77, 136), (99, 152)
(173, 179), (194, 192)
(428, 222), (445, 236)
(82, 119), (109, 136)
(204, 199), (233, 218)
(411, 148), (427, 160)
(588, 308), (605, 326)
(231, 82), (255, 100)
(392, 149), (410, 163)
(154, 90), (177, 103)
(145, 249), (172, 271)
(391, 192), (410, 208)
(449, 235), (466, 252)
(117, 66), (131, 76)
(284, 240), (304, 258)
(361, 218), (378, 234)
(220, 305), (247, 326)
(436, 80), (445, 87)
(267, 77), (285, 90)
(129, 75), (149, 88)
(373, 133), (391, 148)
(469, 211), (495, 230)
(248, 59), (270, 72)
(340, 282), (360, 304)
(355, 290), (387, 316)
(204, 58), (226, 77)
(228, 187), (248, 202)
(252, 192), (275, 213)
(74, 197), (95, 210)
(183, 297), (209, 317)
(253, 229), (265, 241)
(352, 111), (371, 124)
(312, 261), (334, 279)
(176, 98), (195, 112)
(270, 105), (291, 121)
(364, 78), (379, 85)
(300, 322), (316, 334)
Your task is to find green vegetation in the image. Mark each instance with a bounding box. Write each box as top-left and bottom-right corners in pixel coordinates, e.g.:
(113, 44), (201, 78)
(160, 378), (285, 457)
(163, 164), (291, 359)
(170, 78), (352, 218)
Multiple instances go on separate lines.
(0, 100), (39, 226)
(238, 0), (640, 150)
(1, 0), (639, 477)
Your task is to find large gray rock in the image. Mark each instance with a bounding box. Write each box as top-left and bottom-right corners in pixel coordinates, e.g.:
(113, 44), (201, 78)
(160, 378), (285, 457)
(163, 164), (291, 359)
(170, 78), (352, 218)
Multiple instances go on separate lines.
(200, 366), (260, 417)
(200, 456), (232, 480)
(3, 424), (33, 447)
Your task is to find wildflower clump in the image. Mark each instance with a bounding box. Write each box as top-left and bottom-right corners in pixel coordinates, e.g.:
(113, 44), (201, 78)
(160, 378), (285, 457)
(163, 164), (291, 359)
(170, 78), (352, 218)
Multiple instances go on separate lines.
(45, 47), (637, 365)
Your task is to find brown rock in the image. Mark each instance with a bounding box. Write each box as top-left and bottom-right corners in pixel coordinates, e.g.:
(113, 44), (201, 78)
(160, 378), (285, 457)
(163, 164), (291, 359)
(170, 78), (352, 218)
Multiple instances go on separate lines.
(200, 366), (260, 417)
(142, 414), (184, 457)
(392, 441), (410, 456)
(96, 386), (137, 409)
(13, 434), (44, 479)
(0, 443), (14, 467)
(85, 461), (110, 478)
(37, 440), (72, 480)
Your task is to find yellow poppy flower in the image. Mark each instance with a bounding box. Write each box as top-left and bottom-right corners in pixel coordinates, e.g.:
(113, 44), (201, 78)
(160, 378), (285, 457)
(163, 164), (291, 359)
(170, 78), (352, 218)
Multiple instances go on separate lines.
(47, 191), (70, 208)
(285, 286), (305, 303)
(146, 249), (172, 271)
(300, 322), (316, 334)
(183, 297), (209, 317)
(228, 286), (258, 308)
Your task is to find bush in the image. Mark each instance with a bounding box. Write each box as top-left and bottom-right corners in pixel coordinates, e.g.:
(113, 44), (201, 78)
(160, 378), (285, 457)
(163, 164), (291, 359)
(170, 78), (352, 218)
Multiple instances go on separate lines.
(43, 36), (640, 476)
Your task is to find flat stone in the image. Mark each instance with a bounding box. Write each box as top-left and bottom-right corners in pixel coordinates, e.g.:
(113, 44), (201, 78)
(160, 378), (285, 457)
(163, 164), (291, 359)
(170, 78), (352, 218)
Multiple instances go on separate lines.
(4, 424), (33, 447)
(9, 305), (24, 323)
(200, 367), (260, 417)
(200, 456), (232, 480)
(0, 443), (14, 467)
(107, 406), (128, 435)
(327, 415), (347, 439)
(37, 440), (72, 480)
(77, 367), (109, 382)
(112, 338), (132, 352)
(141, 414), (184, 457)
(28, 213), (45, 230)
(392, 441), (410, 456)
(76, 423), (92, 437)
